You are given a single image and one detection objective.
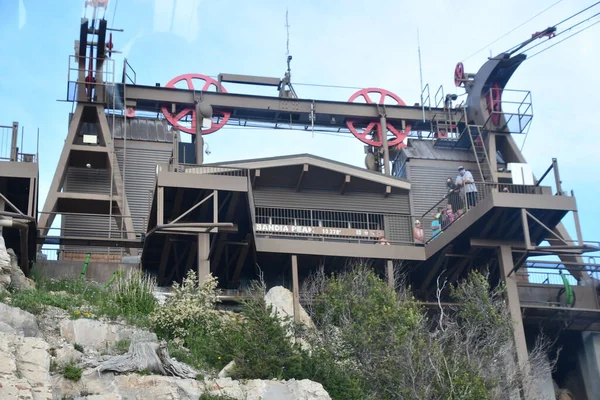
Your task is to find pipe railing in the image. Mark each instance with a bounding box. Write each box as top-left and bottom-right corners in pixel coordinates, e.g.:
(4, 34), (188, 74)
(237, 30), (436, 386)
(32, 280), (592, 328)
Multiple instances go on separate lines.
(420, 182), (553, 244)
(254, 206), (418, 245)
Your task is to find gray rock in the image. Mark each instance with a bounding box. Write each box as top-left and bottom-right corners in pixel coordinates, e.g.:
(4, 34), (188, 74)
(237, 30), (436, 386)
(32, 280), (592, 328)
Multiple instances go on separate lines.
(0, 302), (40, 337)
(265, 286), (314, 330)
(218, 360), (235, 378)
(0, 332), (51, 400)
(52, 371), (331, 400)
(59, 319), (157, 351)
(7, 248), (35, 291)
(0, 321), (17, 335)
(0, 236), (11, 289)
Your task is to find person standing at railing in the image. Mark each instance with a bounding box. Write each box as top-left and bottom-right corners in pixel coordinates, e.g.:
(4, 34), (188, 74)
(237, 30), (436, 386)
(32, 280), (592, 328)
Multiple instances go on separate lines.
(446, 178), (462, 213)
(431, 212), (441, 238)
(413, 220), (424, 244)
(456, 166), (478, 209)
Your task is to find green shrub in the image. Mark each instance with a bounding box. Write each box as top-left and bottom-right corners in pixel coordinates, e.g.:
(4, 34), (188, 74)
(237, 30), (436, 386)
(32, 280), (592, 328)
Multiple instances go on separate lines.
(74, 343), (84, 353)
(62, 362), (82, 381)
(111, 269), (157, 325)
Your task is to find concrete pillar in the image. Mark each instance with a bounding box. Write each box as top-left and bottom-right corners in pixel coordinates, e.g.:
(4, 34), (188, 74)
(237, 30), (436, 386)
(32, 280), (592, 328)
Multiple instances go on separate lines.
(197, 233), (210, 283)
(498, 245), (532, 398)
(291, 255), (300, 324)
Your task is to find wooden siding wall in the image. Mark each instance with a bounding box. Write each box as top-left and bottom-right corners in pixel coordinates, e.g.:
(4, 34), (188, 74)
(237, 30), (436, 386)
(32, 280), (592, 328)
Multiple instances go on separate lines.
(254, 186), (412, 243)
(407, 159), (479, 218)
(253, 186), (410, 214)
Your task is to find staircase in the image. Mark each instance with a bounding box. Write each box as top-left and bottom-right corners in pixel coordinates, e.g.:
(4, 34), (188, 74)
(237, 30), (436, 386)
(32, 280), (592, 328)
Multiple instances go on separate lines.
(465, 125), (492, 183)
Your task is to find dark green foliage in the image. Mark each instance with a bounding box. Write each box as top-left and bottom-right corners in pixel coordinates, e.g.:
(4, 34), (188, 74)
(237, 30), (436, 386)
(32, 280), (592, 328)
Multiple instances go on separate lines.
(62, 362), (82, 381)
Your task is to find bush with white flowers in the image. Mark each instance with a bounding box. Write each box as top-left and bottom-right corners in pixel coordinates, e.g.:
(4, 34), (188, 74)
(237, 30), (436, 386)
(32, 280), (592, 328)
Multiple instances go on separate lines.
(149, 269), (220, 340)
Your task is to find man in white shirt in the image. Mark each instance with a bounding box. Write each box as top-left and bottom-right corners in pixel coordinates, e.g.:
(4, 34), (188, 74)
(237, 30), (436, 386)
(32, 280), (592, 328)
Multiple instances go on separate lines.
(456, 166), (478, 209)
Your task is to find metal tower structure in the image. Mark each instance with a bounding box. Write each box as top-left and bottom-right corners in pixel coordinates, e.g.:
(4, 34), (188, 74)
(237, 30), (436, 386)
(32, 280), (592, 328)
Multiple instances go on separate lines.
(38, 1), (138, 255)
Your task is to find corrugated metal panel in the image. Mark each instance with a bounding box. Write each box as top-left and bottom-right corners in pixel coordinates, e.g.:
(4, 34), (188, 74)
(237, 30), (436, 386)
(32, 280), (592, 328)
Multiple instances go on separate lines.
(63, 167), (115, 253)
(408, 161), (476, 218)
(65, 167), (110, 194)
(115, 143), (172, 233)
(253, 187), (410, 214)
(111, 117), (173, 143)
(403, 139), (477, 162)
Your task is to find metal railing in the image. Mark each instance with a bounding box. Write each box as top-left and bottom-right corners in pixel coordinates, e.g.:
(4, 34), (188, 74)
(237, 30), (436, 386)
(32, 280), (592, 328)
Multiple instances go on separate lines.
(38, 211), (143, 240)
(255, 207), (416, 245)
(420, 182), (550, 243)
(166, 163), (248, 177)
(66, 55), (116, 102)
(483, 88), (533, 134)
(39, 246), (126, 263)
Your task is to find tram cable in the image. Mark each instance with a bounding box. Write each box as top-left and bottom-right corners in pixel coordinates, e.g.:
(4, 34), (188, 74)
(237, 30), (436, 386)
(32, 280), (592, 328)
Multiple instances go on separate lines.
(515, 10), (600, 56)
(461, 0), (564, 62)
(526, 18), (600, 60)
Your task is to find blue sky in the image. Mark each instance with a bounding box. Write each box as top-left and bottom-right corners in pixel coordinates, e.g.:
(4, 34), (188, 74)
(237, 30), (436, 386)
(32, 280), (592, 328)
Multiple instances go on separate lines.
(0, 0), (598, 250)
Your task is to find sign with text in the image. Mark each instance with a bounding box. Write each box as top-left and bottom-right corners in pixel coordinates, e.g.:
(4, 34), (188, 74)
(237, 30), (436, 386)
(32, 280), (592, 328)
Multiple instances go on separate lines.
(254, 224), (384, 238)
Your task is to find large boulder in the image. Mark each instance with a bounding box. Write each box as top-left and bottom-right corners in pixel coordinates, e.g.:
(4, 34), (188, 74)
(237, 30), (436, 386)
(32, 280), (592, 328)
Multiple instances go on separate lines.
(0, 302), (40, 337)
(264, 286), (314, 330)
(59, 319), (157, 351)
(0, 236), (11, 289)
(7, 248), (35, 291)
(0, 332), (52, 400)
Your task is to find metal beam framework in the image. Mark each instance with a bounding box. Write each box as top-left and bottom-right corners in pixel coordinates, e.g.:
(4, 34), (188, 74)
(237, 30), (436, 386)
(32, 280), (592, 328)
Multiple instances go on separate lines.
(121, 84), (461, 132)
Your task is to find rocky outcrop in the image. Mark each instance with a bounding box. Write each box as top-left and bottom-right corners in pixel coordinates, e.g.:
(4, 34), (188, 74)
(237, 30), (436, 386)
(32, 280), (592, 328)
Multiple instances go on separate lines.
(7, 248), (35, 290)
(0, 332), (52, 400)
(0, 236), (34, 291)
(0, 237), (12, 290)
(265, 286), (314, 330)
(52, 372), (331, 400)
(0, 302), (40, 337)
(59, 319), (157, 351)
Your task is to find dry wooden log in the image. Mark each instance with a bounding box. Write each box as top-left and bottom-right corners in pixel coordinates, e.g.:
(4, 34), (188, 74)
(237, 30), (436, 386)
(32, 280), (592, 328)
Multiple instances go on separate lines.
(97, 340), (198, 379)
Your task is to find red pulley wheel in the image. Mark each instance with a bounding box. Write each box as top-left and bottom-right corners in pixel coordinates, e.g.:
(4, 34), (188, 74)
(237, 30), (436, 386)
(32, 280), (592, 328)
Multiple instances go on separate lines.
(345, 88), (412, 148)
(160, 74), (231, 135)
(454, 62), (464, 87)
(486, 83), (503, 126)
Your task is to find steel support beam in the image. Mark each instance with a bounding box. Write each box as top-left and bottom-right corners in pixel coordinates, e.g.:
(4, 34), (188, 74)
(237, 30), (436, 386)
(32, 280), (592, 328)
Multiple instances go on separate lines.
(520, 209), (532, 250)
(291, 255), (300, 326)
(197, 233), (210, 283)
(498, 245), (531, 396)
(123, 84), (458, 127)
(379, 110), (391, 176)
(295, 164), (308, 192)
(340, 175), (350, 195)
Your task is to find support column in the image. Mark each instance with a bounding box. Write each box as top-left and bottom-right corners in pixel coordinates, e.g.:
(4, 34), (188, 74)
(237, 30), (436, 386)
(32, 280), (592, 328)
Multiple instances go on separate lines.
(552, 158), (562, 195)
(291, 255), (300, 324)
(486, 133), (497, 183)
(498, 245), (531, 398)
(11, 122), (18, 162)
(386, 260), (394, 288)
(379, 112), (391, 176)
(197, 233), (210, 284)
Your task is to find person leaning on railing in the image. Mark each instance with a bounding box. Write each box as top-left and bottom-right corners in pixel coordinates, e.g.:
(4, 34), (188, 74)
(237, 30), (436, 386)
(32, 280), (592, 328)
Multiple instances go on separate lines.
(446, 177), (462, 212)
(456, 166), (478, 208)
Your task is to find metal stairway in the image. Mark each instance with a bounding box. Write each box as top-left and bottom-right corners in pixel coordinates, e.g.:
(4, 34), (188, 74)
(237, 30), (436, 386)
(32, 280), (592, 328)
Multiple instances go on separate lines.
(465, 124), (492, 182)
